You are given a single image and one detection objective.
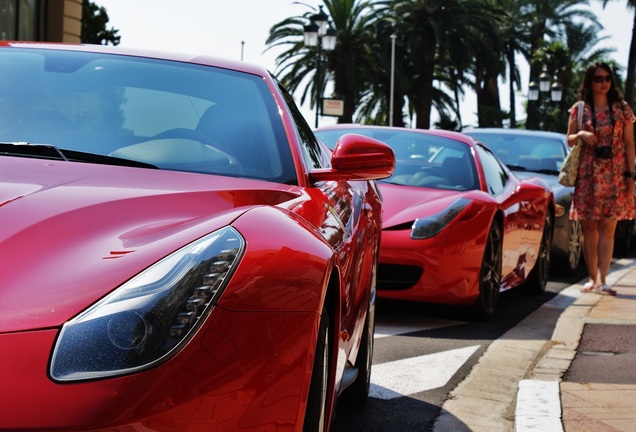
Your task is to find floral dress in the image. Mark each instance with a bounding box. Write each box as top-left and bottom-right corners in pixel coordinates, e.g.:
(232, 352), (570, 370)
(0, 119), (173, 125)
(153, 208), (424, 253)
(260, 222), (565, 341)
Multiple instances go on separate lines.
(569, 100), (636, 220)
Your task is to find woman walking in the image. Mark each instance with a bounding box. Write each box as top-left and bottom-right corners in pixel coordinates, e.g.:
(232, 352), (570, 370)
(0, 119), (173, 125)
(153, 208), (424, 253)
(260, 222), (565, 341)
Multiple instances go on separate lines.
(567, 62), (636, 295)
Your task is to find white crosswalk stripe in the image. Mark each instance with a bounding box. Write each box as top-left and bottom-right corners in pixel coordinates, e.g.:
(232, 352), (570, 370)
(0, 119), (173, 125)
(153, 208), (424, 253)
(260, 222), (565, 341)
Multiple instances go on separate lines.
(370, 345), (481, 399)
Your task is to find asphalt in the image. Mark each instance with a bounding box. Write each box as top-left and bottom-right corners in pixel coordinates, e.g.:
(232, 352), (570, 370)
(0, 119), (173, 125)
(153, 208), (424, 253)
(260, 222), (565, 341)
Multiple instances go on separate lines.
(432, 256), (636, 432)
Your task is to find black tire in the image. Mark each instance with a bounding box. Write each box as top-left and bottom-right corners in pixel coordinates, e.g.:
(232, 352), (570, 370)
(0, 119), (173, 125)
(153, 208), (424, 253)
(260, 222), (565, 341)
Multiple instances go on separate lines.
(614, 220), (634, 257)
(303, 307), (330, 432)
(526, 210), (553, 294)
(472, 221), (502, 321)
(340, 300), (375, 405)
(553, 219), (582, 276)
(564, 219), (582, 275)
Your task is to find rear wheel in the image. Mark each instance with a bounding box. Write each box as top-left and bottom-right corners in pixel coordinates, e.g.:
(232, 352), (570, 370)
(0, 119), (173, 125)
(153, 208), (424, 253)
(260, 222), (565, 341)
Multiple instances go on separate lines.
(303, 307), (330, 432)
(472, 221), (502, 321)
(563, 219), (582, 274)
(614, 220), (634, 257)
(553, 219), (581, 276)
(526, 211), (553, 294)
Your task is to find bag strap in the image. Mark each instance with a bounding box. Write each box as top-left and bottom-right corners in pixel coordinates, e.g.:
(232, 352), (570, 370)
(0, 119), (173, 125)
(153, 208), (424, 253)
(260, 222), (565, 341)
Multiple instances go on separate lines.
(577, 100), (584, 130)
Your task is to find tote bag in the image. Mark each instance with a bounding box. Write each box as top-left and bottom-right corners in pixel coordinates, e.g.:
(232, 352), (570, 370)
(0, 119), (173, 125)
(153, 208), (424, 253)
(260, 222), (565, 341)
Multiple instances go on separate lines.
(558, 101), (584, 187)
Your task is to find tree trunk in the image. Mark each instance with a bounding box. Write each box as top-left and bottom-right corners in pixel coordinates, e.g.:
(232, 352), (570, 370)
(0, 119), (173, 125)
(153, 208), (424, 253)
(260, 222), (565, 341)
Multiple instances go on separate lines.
(415, 62), (435, 129)
(477, 73), (503, 128)
(624, 10), (636, 108)
(507, 47), (517, 128)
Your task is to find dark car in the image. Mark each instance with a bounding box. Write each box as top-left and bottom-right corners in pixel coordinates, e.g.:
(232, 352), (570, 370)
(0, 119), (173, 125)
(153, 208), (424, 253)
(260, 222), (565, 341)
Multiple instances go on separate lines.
(0, 42), (395, 431)
(465, 128), (634, 271)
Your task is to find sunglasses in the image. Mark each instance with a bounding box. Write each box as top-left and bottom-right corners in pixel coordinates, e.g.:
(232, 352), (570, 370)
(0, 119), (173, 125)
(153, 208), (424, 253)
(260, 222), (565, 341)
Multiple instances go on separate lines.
(592, 75), (612, 83)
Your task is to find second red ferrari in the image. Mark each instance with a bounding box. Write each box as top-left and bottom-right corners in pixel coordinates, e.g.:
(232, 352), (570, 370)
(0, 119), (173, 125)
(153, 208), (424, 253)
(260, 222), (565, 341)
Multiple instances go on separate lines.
(316, 125), (555, 320)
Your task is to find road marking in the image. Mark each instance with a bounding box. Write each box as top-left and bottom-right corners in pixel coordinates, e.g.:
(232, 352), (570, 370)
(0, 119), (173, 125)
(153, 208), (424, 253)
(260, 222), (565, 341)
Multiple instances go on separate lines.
(370, 345), (480, 399)
(516, 380), (563, 432)
(375, 315), (465, 339)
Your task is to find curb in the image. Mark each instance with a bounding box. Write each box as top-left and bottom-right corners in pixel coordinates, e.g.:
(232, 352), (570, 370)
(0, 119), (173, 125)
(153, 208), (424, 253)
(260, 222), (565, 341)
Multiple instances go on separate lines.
(433, 257), (636, 432)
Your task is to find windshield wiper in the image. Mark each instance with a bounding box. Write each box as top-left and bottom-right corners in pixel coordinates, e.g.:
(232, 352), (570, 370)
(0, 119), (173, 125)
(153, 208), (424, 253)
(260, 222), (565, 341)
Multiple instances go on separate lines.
(0, 142), (69, 161)
(535, 168), (559, 175)
(0, 142), (157, 169)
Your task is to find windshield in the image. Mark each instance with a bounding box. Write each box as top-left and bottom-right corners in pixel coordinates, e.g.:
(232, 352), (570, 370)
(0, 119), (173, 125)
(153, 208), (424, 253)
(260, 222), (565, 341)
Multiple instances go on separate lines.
(315, 128), (479, 191)
(466, 132), (566, 174)
(0, 48), (294, 183)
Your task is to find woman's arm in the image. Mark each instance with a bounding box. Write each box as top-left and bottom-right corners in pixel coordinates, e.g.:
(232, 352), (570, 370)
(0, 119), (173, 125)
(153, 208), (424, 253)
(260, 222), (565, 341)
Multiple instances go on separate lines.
(624, 120), (635, 172)
(566, 103), (595, 147)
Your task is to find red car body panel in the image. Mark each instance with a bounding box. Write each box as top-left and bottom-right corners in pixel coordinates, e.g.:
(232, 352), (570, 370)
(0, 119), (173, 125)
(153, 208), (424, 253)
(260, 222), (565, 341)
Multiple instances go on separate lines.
(378, 179), (550, 304)
(315, 125), (554, 307)
(0, 43), (394, 431)
(0, 310), (315, 431)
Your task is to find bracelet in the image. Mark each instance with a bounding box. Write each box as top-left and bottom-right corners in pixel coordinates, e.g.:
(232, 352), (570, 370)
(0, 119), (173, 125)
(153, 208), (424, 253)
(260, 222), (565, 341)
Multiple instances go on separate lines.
(624, 170), (636, 178)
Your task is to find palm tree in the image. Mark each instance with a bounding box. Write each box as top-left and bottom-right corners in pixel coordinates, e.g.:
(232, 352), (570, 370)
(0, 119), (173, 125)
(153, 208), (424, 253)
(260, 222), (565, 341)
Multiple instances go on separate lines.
(561, 20), (616, 103)
(266, 0), (382, 124)
(527, 20), (614, 132)
(522, 0), (599, 129)
(380, 0), (504, 129)
(353, 10), (464, 128)
(326, 0), (385, 123)
(351, 17), (413, 126)
(494, 1), (532, 128)
(602, 0), (636, 106)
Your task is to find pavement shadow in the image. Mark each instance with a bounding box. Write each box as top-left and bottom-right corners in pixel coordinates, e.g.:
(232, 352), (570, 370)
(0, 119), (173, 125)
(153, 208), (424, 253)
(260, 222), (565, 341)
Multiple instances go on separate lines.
(331, 396), (470, 432)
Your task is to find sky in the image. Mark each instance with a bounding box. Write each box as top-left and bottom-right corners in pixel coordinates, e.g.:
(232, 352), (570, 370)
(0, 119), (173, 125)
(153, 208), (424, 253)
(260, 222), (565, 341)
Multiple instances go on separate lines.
(96, 0), (634, 129)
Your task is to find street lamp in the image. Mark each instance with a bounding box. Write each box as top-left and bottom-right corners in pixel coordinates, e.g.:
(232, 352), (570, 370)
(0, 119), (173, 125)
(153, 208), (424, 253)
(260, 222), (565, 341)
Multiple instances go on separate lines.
(303, 6), (337, 128)
(539, 71), (551, 92)
(528, 73), (562, 103)
(528, 72), (563, 130)
(550, 81), (563, 103)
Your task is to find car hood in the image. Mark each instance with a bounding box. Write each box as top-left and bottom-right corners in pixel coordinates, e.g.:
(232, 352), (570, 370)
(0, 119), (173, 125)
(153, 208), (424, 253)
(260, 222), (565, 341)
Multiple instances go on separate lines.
(0, 157), (301, 332)
(379, 182), (474, 227)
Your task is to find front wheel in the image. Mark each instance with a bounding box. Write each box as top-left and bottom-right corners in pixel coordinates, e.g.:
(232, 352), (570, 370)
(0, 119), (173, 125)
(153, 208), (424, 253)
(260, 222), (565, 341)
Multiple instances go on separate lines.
(303, 307), (330, 432)
(472, 221), (502, 321)
(340, 301), (375, 405)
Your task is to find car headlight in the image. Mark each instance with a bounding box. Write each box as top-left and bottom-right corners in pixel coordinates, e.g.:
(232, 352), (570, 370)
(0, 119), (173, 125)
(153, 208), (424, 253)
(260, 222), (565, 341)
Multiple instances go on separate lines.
(411, 197), (472, 239)
(50, 226), (244, 382)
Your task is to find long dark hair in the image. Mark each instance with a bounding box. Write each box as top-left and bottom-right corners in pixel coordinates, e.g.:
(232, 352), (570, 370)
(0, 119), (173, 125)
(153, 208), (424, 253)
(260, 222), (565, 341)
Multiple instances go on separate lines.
(578, 62), (623, 108)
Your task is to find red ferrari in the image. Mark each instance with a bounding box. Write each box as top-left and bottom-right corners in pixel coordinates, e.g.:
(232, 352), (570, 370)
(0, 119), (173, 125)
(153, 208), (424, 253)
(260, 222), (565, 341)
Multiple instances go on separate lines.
(315, 125), (555, 320)
(0, 43), (395, 431)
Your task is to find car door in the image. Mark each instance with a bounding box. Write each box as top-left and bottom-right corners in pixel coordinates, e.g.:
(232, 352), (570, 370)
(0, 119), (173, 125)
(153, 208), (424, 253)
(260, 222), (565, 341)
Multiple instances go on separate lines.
(475, 143), (545, 288)
(280, 87), (378, 359)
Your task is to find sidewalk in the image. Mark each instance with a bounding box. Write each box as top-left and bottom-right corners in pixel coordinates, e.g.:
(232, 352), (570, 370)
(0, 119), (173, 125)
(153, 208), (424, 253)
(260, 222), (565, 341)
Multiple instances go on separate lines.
(433, 256), (636, 432)
(519, 256), (636, 431)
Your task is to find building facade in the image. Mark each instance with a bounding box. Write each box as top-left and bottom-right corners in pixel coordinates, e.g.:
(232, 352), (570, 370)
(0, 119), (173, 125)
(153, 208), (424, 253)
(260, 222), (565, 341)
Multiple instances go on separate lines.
(0, 0), (82, 43)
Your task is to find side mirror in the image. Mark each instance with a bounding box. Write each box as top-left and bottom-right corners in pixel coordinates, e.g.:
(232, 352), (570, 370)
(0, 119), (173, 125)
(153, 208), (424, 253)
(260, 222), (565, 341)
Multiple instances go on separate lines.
(310, 134), (395, 182)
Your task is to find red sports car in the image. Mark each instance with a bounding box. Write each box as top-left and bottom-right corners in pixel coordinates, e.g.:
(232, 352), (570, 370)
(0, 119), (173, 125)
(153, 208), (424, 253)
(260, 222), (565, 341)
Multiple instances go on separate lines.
(315, 125), (555, 320)
(0, 43), (395, 431)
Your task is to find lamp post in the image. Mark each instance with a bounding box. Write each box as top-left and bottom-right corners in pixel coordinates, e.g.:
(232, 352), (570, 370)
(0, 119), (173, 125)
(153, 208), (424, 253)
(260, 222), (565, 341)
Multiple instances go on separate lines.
(528, 71), (563, 131)
(303, 6), (336, 128)
(389, 33), (396, 127)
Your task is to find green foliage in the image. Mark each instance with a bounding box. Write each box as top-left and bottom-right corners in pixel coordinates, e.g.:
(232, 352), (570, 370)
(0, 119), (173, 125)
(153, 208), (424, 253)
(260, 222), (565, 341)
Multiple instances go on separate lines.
(265, 0), (631, 131)
(81, 0), (120, 46)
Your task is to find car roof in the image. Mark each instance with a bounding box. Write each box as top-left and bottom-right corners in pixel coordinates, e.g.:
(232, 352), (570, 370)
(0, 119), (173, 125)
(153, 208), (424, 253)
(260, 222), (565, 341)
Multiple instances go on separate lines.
(463, 128), (566, 139)
(0, 41), (271, 78)
(316, 123), (476, 146)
